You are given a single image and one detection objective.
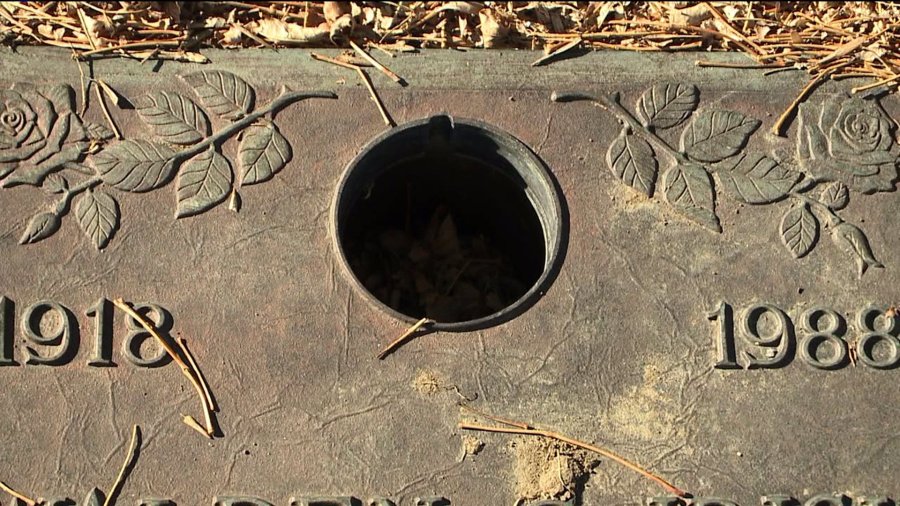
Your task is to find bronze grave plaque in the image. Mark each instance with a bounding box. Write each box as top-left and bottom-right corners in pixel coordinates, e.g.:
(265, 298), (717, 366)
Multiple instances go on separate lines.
(1, 48), (899, 506)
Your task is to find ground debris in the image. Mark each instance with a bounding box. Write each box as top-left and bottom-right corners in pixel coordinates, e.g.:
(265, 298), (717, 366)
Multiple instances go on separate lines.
(413, 369), (442, 395)
(460, 435), (485, 461)
(458, 406), (688, 497)
(0, 2), (897, 98)
(510, 436), (599, 502)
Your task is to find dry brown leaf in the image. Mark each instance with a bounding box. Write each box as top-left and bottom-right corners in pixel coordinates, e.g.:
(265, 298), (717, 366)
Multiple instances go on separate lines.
(161, 1), (182, 24)
(330, 13), (353, 40)
(37, 24), (65, 41)
(478, 9), (508, 48)
(250, 18), (329, 44)
(437, 2), (482, 15)
(324, 1), (352, 23)
(667, 4), (711, 26)
(221, 25), (243, 46)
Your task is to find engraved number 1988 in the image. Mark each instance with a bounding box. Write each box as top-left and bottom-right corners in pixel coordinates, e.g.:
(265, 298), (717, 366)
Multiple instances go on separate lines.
(708, 301), (900, 370)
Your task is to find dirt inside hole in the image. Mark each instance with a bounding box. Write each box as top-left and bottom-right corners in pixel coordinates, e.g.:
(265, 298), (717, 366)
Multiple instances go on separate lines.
(343, 155), (546, 323)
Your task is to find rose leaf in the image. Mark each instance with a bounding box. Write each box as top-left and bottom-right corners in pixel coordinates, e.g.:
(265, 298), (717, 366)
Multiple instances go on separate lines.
(92, 139), (178, 193)
(238, 123), (291, 186)
(83, 487), (105, 506)
(636, 83), (699, 130)
(180, 70), (255, 120)
(663, 163), (721, 232)
(780, 202), (819, 258)
(176, 148), (233, 218)
(607, 130), (657, 196)
(820, 181), (850, 210)
(75, 189), (120, 250)
(19, 210), (61, 245)
(135, 91), (211, 146)
(712, 152), (800, 204)
(681, 110), (761, 163)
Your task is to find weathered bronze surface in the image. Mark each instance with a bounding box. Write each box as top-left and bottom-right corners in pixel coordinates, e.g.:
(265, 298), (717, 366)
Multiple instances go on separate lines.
(1, 48), (899, 506)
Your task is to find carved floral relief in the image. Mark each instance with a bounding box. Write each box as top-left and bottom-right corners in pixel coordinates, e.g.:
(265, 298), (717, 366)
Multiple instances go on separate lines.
(553, 85), (899, 278)
(0, 71), (334, 249)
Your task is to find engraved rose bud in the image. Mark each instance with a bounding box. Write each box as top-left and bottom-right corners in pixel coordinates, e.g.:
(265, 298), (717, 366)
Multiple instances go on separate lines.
(796, 95), (899, 194)
(831, 221), (883, 276)
(0, 84), (88, 187)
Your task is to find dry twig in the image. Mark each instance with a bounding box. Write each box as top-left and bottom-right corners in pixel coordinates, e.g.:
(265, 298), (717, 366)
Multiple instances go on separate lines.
(377, 317), (434, 359)
(356, 67), (395, 128)
(350, 40), (406, 85)
(771, 61), (853, 137)
(310, 52), (362, 71)
(531, 38), (582, 67)
(94, 83), (121, 140)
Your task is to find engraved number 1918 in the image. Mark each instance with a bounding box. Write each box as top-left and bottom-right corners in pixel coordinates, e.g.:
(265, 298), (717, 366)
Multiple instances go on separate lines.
(0, 296), (172, 368)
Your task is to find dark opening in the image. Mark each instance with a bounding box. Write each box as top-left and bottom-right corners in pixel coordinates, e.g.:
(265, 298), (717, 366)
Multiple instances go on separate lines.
(343, 153), (545, 323)
(334, 116), (563, 328)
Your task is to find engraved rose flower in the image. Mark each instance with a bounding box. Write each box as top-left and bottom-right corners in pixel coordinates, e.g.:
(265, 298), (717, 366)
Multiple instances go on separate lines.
(797, 95), (899, 194)
(0, 84), (88, 187)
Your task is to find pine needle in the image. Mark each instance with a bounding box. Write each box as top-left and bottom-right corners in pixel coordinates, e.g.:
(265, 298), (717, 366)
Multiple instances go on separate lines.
(112, 299), (215, 438)
(0, 480), (36, 506)
(459, 408), (689, 498)
(377, 317), (433, 359)
(178, 338), (218, 412)
(103, 425), (141, 506)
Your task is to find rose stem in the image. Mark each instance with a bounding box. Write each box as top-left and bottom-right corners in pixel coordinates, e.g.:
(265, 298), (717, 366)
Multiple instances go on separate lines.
(791, 192), (843, 226)
(112, 299), (214, 437)
(458, 411), (688, 498)
(0, 480), (36, 506)
(54, 176), (103, 215)
(377, 317), (434, 360)
(551, 91), (687, 164)
(102, 424), (140, 506)
(356, 66), (395, 127)
(168, 89), (337, 166)
(177, 337), (218, 412)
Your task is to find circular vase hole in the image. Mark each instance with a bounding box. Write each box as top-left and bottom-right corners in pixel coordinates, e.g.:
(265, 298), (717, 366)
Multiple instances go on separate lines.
(332, 115), (566, 331)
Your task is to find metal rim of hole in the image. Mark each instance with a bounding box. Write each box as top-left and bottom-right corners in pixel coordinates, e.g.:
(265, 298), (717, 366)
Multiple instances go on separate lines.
(331, 114), (567, 332)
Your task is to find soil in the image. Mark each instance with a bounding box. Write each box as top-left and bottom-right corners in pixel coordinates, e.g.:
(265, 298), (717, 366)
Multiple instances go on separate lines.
(412, 370), (442, 396)
(509, 435), (600, 502)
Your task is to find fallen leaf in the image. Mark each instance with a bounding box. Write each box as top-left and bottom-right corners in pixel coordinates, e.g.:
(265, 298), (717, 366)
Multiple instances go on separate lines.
(250, 18), (329, 44)
(478, 9), (508, 48)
